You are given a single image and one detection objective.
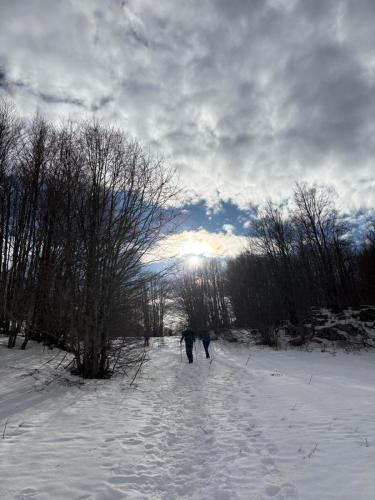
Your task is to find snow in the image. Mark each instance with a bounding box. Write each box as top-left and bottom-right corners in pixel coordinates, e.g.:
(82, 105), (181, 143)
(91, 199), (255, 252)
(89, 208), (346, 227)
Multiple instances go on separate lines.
(0, 337), (374, 500)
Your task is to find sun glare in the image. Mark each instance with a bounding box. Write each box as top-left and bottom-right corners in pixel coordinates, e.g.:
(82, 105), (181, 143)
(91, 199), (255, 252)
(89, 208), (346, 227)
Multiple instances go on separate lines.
(177, 238), (213, 267)
(185, 255), (204, 268)
(178, 239), (212, 258)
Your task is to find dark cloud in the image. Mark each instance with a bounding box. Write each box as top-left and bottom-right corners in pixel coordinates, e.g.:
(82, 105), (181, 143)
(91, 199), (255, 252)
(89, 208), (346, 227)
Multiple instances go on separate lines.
(128, 27), (149, 48)
(0, 68), (5, 87)
(0, 0), (374, 214)
(38, 92), (85, 107)
(283, 42), (375, 160)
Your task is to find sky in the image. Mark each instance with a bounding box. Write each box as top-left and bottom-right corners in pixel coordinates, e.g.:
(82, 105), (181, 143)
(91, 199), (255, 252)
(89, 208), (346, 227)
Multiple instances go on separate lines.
(1, 0), (375, 261)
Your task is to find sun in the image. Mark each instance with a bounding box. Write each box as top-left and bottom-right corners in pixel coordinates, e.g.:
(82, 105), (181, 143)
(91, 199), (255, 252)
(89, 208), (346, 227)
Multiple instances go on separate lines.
(177, 238), (213, 267)
(185, 255), (204, 268)
(178, 239), (212, 258)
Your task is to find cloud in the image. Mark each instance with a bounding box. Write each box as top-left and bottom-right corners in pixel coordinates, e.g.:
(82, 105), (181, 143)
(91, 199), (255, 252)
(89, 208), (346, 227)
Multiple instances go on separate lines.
(222, 224), (235, 235)
(0, 67), (5, 87)
(1, 0), (375, 213)
(146, 229), (248, 263)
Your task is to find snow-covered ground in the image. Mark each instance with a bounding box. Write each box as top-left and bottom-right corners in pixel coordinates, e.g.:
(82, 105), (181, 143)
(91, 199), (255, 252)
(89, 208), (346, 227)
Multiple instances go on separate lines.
(0, 337), (374, 500)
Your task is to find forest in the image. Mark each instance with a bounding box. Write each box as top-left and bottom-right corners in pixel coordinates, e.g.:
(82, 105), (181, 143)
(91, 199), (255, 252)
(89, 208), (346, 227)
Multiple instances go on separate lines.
(179, 184), (375, 342)
(0, 100), (176, 377)
(1, 99), (375, 377)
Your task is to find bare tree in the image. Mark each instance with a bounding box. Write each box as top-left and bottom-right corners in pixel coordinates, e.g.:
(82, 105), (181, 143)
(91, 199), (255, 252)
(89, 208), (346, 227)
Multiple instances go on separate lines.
(227, 183), (360, 337)
(0, 101), (177, 378)
(227, 252), (283, 338)
(141, 273), (170, 337)
(293, 183), (354, 310)
(254, 201), (300, 324)
(176, 259), (230, 332)
(358, 222), (375, 304)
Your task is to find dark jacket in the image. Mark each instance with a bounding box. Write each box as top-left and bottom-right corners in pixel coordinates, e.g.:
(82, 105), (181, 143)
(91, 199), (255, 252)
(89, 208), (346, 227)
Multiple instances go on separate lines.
(200, 330), (210, 342)
(180, 328), (196, 345)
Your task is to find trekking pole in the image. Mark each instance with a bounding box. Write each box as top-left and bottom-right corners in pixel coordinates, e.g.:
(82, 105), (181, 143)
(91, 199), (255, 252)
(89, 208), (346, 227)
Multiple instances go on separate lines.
(179, 341), (182, 362)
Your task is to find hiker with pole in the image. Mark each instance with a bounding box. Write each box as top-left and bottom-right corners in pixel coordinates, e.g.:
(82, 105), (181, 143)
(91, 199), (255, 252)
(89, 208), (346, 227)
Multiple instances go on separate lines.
(180, 327), (196, 363)
(200, 329), (211, 359)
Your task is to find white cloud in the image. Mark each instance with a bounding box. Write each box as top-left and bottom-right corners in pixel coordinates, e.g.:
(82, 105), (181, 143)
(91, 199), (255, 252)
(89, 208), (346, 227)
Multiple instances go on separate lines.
(222, 224), (235, 234)
(146, 229), (248, 263)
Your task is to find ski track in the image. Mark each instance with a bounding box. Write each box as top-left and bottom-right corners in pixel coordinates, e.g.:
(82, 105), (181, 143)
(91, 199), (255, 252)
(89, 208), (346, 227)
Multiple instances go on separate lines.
(0, 338), (374, 499)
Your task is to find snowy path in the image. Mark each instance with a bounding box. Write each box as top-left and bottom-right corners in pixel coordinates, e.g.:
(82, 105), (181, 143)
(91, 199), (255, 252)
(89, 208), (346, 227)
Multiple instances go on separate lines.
(0, 338), (374, 500)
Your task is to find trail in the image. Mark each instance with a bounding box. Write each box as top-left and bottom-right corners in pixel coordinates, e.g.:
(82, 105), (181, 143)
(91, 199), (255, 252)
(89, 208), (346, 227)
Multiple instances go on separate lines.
(0, 337), (374, 499)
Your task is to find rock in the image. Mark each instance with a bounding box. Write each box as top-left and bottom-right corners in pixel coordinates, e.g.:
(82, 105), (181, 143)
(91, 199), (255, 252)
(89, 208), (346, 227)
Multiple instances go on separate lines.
(316, 326), (343, 341)
(225, 333), (238, 342)
(359, 308), (375, 322)
(335, 331), (349, 342)
(311, 337), (326, 344)
(313, 318), (328, 326)
(284, 324), (297, 337)
(302, 324), (314, 333)
(335, 323), (360, 337)
(289, 336), (305, 346)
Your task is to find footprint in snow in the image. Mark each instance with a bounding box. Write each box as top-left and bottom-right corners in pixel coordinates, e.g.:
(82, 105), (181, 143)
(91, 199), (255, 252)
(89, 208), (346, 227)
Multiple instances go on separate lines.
(263, 482), (298, 499)
(267, 444), (278, 455)
(265, 485), (281, 496)
(15, 488), (38, 499)
(122, 438), (142, 446)
(104, 436), (116, 443)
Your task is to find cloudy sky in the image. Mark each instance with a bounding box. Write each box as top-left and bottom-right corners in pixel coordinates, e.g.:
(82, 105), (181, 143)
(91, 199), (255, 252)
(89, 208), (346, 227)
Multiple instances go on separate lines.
(1, 0), (375, 260)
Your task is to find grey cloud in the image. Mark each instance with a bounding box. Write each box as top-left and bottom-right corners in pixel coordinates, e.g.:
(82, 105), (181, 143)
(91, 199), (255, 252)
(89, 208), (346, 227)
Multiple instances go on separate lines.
(284, 42), (375, 159)
(0, 68), (6, 87)
(128, 27), (149, 48)
(122, 79), (160, 97)
(218, 133), (255, 153)
(38, 92), (85, 108)
(0, 0), (375, 212)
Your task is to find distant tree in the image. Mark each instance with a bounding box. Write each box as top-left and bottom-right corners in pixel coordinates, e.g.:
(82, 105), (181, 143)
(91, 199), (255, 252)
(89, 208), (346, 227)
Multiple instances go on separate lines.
(293, 183), (355, 310)
(176, 259), (230, 332)
(254, 201), (300, 324)
(227, 252), (283, 334)
(141, 273), (170, 337)
(226, 183), (361, 336)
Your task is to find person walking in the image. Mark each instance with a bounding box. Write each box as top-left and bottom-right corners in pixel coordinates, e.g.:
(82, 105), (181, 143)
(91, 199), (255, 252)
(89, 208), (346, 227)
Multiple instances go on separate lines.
(200, 329), (211, 359)
(180, 327), (196, 363)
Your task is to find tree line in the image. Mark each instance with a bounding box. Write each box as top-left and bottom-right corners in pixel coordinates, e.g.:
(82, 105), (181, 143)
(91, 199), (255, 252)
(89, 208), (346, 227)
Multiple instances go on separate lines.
(0, 100), (175, 377)
(176, 184), (375, 338)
